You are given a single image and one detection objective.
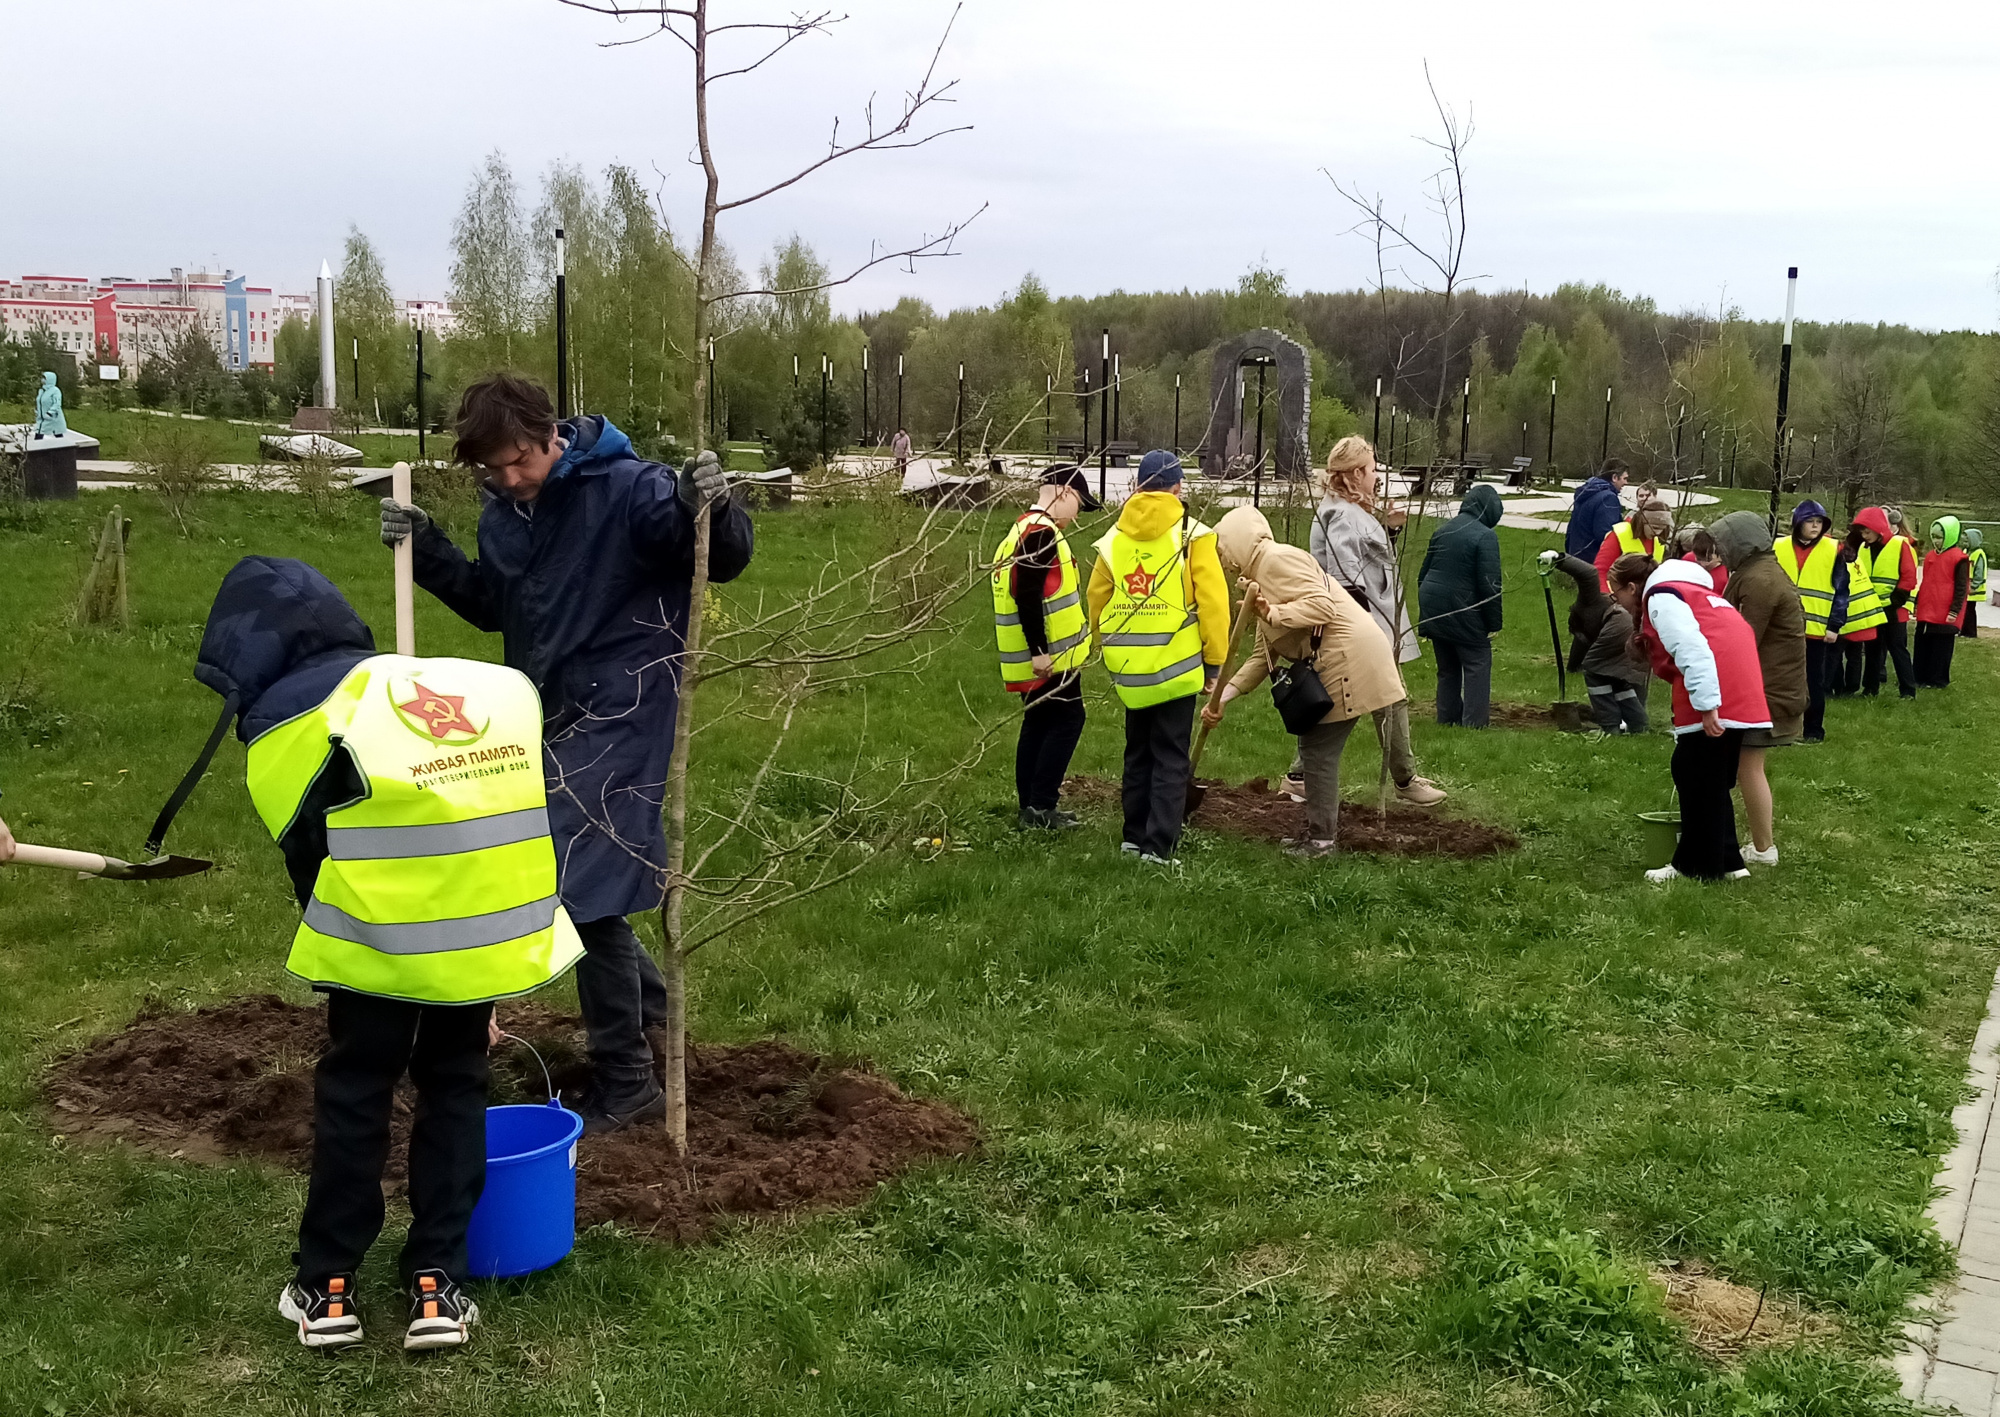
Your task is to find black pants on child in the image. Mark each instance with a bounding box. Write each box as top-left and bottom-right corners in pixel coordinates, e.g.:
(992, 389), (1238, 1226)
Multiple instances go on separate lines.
(1016, 672), (1086, 812)
(1914, 623), (1959, 687)
(1802, 638), (1831, 740)
(1962, 604), (1979, 639)
(1834, 638), (1868, 696)
(296, 989), (491, 1288)
(1584, 672), (1648, 733)
(1432, 639), (1492, 728)
(1670, 727), (1747, 881)
(1122, 694), (1197, 858)
(1864, 619), (1917, 697)
(574, 914), (667, 1088)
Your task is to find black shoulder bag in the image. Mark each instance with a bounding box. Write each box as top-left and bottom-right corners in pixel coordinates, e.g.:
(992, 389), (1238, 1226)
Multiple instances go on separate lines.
(1268, 626), (1332, 735)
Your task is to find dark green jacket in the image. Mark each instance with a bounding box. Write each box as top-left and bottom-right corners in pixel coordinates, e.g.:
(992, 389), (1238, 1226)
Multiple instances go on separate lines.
(1416, 485), (1504, 645)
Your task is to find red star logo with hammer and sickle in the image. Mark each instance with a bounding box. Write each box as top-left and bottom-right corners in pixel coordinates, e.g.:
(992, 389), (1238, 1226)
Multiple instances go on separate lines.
(397, 683), (479, 740)
(1122, 563), (1157, 598)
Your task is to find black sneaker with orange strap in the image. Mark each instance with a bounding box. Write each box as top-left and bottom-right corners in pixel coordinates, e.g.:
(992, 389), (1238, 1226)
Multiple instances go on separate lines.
(403, 1269), (480, 1352)
(278, 1273), (364, 1350)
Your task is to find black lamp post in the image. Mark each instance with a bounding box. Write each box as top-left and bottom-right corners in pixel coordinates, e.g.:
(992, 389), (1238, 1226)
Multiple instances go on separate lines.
(1768, 267), (1798, 532)
(955, 362), (965, 466)
(1457, 377), (1471, 464)
(1372, 376), (1382, 449)
(1097, 329), (1109, 503)
(1546, 377), (1557, 478)
(554, 227), (568, 418)
(1173, 372), (1181, 454)
(414, 326), (425, 460)
(819, 354), (828, 465)
(896, 353), (904, 435)
(1600, 385), (1613, 467)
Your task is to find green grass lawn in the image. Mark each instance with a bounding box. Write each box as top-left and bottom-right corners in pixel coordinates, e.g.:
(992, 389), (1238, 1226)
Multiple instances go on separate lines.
(2, 482), (1993, 1415)
(1, 402), (440, 467)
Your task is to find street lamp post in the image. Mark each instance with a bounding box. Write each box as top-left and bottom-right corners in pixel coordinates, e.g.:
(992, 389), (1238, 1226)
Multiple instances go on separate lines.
(1768, 266), (1799, 533)
(1097, 329), (1109, 504)
(955, 362), (965, 467)
(1600, 385), (1613, 467)
(1173, 372), (1182, 454)
(554, 227), (568, 419)
(414, 327), (426, 461)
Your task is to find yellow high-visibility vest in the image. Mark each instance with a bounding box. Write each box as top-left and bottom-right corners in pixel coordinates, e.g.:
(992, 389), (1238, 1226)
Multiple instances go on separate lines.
(1614, 521), (1665, 563)
(1842, 545), (1888, 635)
(992, 511), (1089, 687)
(247, 654), (583, 1006)
(1774, 534), (1839, 637)
(1971, 548), (1988, 599)
(1094, 514), (1213, 709)
(1871, 535), (1911, 613)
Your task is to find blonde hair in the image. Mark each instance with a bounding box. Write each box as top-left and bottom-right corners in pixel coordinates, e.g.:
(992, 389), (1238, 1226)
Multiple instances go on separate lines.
(1323, 435), (1379, 508)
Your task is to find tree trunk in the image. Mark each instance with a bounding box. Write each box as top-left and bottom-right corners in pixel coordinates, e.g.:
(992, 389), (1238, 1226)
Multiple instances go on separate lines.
(658, 0), (720, 1157)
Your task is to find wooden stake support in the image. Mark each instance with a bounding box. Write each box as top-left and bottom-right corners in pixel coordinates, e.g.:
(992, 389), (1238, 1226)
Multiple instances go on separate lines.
(76, 504), (131, 628)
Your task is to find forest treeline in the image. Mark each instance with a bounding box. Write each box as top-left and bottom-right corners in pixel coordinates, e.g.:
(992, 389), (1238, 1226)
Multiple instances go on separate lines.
(19, 150), (1994, 511)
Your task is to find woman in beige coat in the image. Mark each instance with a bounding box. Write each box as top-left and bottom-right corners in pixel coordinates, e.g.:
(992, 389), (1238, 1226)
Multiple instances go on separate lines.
(1202, 507), (1407, 857)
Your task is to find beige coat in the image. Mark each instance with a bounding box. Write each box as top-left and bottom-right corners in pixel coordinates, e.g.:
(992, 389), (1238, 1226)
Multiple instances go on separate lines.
(1216, 508), (1407, 725)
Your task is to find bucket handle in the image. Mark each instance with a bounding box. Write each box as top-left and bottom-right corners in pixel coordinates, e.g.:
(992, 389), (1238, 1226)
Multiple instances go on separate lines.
(496, 1031), (557, 1105)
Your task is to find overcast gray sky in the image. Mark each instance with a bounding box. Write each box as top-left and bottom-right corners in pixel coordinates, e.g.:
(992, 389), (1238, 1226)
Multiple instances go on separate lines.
(6, 0), (1996, 330)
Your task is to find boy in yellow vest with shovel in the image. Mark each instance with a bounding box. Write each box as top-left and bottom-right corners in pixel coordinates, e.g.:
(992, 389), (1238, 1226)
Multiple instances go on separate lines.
(192, 556), (582, 1353)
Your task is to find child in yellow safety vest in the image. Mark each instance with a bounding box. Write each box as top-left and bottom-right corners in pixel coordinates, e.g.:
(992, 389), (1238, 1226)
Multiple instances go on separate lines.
(192, 556), (581, 1354)
(1961, 528), (1987, 639)
(992, 465), (1101, 829)
(1086, 451), (1231, 862)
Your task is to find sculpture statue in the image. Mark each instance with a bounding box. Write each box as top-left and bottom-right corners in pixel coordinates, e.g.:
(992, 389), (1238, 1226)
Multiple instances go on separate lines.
(33, 371), (68, 439)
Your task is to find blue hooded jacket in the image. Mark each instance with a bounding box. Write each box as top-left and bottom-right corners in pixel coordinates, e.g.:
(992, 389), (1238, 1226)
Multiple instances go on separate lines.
(1565, 475), (1625, 557)
(411, 415), (756, 921)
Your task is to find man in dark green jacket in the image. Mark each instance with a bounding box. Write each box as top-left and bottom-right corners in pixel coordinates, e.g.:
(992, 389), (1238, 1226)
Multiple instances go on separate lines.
(1417, 484), (1504, 727)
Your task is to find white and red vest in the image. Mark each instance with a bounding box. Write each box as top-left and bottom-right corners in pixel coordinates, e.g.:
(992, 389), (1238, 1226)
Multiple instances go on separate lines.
(1640, 580), (1772, 733)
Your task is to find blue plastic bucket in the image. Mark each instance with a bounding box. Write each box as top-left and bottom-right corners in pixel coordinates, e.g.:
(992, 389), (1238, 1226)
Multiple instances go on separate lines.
(465, 1100), (585, 1279)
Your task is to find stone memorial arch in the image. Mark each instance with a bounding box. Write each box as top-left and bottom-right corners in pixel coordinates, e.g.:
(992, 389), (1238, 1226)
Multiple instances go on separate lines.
(1198, 328), (1311, 482)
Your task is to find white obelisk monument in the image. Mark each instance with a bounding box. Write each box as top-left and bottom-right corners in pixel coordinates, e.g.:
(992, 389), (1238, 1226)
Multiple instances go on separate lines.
(316, 260), (336, 410)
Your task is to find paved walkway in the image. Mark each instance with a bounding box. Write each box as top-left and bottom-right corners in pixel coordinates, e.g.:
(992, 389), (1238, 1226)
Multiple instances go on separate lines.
(1901, 967), (2000, 1410)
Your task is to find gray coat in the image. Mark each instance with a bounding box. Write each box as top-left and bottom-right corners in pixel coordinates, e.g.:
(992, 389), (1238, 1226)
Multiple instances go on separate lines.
(1309, 496), (1419, 664)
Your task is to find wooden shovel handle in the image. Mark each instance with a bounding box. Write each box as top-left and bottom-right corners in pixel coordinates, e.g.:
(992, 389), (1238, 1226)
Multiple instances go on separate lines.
(1190, 580), (1260, 774)
(10, 842), (120, 875)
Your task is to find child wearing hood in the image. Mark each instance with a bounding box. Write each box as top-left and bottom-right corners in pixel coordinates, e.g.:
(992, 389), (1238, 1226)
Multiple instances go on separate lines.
(1914, 516), (1971, 687)
(1416, 484), (1504, 728)
(1775, 501), (1841, 740)
(1962, 528), (1987, 639)
(1713, 511), (1807, 866)
(1609, 552), (1771, 883)
(1847, 506), (1918, 697)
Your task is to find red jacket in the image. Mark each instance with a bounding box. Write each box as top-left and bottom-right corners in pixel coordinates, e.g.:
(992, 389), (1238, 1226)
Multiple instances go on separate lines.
(1681, 552), (1727, 593)
(1638, 561), (1772, 735)
(1917, 546), (1969, 627)
(1594, 522), (1660, 591)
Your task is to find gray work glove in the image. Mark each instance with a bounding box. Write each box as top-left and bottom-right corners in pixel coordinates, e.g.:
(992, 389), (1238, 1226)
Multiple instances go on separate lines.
(678, 449), (728, 512)
(380, 498), (431, 547)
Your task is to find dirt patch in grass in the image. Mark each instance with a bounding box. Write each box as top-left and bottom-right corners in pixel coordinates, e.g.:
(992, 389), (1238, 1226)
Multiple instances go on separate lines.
(45, 995), (977, 1243)
(1062, 775), (1518, 858)
(1653, 1259), (1834, 1361)
(1409, 699), (1573, 731)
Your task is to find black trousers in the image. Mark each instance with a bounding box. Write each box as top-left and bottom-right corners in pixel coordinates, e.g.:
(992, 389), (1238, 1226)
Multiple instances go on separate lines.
(296, 989), (491, 1289)
(1670, 728), (1746, 881)
(1864, 618), (1916, 697)
(1121, 694), (1197, 858)
(575, 914), (667, 1085)
(1432, 639), (1492, 728)
(1015, 672), (1086, 812)
(1962, 604), (1979, 639)
(1834, 639), (1868, 696)
(1914, 623), (1959, 687)
(1802, 638), (1831, 740)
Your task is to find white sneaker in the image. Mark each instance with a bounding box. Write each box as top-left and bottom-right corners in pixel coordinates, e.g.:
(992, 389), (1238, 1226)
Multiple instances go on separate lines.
(278, 1275), (365, 1350)
(1741, 844), (1779, 867)
(1396, 777), (1448, 806)
(1644, 864), (1679, 884)
(1726, 868), (1751, 880)
(1119, 841), (1140, 854)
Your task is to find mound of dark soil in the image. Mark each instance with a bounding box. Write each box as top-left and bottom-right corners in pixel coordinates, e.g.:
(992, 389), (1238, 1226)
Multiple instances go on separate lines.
(1062, 775), (1517, 858)
(1410, 699), (1566, 730)
(46, 996), (977, 1243)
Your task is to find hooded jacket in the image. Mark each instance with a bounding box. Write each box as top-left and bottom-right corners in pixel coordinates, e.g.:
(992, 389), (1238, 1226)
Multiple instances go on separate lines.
(1916, 515), (1970, 627)
(1085, 490), (1231, 671)
(194, 557), (378, 904)
(1565, 474), (1624, 556)
(1851, 506), (1917, 621)
(1309, 495), (1419, 664)
(1215, 508), (1405, 724)
(1712, 510), (1807, 737)
(1552, 552), (1648, 687)
(1417, 484), (1504, 645)
(411, 414), (756, 921)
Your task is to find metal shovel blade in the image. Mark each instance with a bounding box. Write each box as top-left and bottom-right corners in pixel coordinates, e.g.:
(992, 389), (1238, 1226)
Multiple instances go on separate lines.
(102, 855), (214, 881)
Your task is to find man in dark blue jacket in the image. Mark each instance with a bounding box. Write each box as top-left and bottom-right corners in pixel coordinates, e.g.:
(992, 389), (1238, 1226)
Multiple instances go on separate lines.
(1565, 458), (1629, 557)
(381, 374), (755, 1132)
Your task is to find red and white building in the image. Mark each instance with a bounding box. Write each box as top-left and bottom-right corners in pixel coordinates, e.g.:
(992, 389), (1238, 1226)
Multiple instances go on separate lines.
(2, 267), (275, 373)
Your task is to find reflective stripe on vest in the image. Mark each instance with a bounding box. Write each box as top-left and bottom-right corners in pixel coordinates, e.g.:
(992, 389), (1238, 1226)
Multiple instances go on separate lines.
(1973, 549), (1989, 598)
(992, 512), (1090, 684)
(1094, 516), (1213, 708)
(1614, 522), (1665, 562)
(1842, 544), (1888, 634)
(1871, 535), (1909, 596)
(1774, 534), (1839, 637)
(245, 653), (584, 1006)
